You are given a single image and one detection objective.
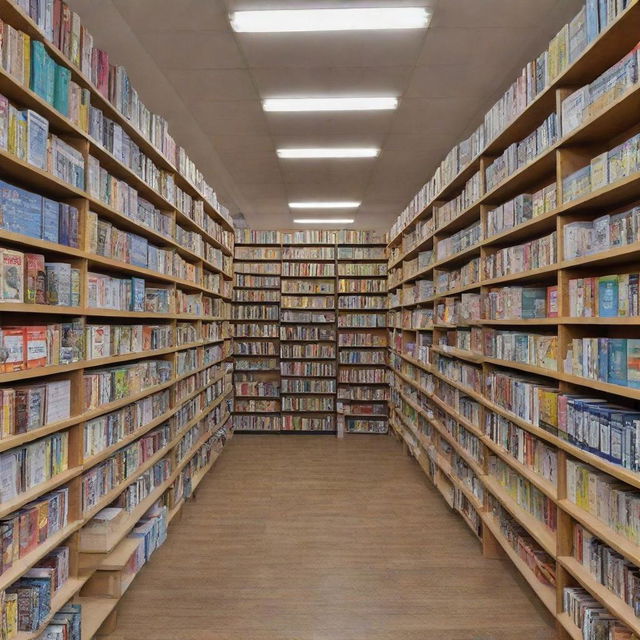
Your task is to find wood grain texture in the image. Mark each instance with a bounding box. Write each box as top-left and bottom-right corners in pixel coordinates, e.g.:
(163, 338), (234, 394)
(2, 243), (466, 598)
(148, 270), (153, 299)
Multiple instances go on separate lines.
(102, 434), (555, 640)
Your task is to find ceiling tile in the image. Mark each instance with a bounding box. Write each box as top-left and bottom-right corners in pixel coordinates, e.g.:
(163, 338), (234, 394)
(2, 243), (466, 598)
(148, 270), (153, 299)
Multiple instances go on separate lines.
(165, 69), (259, 101)
(266, 111), (394, 138)
(237, 31), (426, 69)
(189, 100), (267, 135)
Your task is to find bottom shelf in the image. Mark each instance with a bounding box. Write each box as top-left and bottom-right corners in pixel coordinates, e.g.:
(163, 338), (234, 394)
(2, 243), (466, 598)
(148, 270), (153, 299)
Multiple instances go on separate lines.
(78, 596), (118, 640)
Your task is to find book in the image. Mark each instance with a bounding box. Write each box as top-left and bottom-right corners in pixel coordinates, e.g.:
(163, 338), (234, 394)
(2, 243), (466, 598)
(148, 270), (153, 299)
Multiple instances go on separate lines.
(628, 339), (640, 389)
(25, 253), (46, 304)
(26, 110), (48, 170)
(1, 248), (24, 302)
(45, 263), (72, 307)
(607, 338), (628, 386)
(598, 275), (619, 317)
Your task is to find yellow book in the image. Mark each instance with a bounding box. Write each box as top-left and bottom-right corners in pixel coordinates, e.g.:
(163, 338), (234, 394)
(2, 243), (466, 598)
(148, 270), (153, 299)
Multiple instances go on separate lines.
(22, 32), (30, 88)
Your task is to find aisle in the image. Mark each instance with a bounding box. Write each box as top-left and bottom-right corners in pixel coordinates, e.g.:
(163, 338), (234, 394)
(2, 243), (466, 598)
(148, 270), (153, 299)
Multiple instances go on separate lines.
(105, 434), (556, 640)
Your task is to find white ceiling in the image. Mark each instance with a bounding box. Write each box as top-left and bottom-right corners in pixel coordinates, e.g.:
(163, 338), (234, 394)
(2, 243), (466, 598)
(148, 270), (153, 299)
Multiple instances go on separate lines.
(68, 0), (583, 230)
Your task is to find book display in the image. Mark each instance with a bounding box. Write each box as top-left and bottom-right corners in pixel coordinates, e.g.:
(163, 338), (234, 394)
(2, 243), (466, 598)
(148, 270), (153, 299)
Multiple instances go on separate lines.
(0, 1), (236, 638)
(232, 230), (282, 432)
(336, 231), (389, 435)
(386, 2), (640, 637)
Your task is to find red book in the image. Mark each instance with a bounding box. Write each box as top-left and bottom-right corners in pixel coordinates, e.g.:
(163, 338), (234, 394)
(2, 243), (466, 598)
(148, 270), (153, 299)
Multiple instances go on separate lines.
(19, 508), (39, 557)
(25, 326), (47, 369)
(52, 0), (62, 49)
(24, 253), (45, 305)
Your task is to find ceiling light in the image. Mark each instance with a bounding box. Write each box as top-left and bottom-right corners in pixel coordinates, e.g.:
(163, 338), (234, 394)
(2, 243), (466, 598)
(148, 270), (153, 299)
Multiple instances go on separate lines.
(263, 97), (397, 112)
(294, 218), (354, 224)
(230, 8), (429, 33)
(277, 148), (379, 159)
(289, 202), (360, 209)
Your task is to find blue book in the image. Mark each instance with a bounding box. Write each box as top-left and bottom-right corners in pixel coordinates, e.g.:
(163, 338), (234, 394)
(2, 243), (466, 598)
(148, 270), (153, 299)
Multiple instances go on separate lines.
(598, 276), (619, 317)
(129, 234), (149, 268)
(41, 198), (60, 243)
(26, 110), (48, 170)
(0, 179), (42, 239)
(53, 64), (70, 116)
(608, 338), (628, 386)
(598, 0), (608, 30)
(30, 41), (47, 99)
(44, 51), (56, 105)
(67, 205), (79, 248)
(608, 409), (624, 466)
(131, 277), (145, 312)
(586, 0), (600, 42)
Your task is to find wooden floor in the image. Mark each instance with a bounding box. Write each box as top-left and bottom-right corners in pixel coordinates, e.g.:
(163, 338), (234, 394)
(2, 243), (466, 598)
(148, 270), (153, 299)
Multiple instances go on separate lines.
(104, 434), (556, 640)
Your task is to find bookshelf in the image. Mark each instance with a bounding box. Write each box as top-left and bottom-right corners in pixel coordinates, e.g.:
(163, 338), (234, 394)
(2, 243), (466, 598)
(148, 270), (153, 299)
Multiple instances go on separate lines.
(336, 231), (389, 436)
(280, 230), (338, 433)
(386, 1), (640, 638)
(0, 0), (235, 637)
(232, 230), (282, 432)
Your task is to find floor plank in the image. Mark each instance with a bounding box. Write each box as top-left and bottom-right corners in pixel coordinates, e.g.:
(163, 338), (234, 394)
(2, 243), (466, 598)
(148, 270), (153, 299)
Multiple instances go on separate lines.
(103, 434), (556, 640)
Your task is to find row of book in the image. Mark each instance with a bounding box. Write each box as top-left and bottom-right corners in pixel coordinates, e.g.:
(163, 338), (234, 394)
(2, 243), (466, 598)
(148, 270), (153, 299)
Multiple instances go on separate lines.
(486, 184), (557, 238)
(564, 206), (640, 261)
(343, 404), (387, 416)
(435, 257), (480, 294)
(235, 230), (280, 244)
(233, 323), (278, 339)
(337, 295), (386, 310)
(0, 486), (69, 576)
(337, 247), (385, 260)
(281, 344), (335, 359)
(9, 0), (231, 224)
(339, 351), (386, 365)
(401, 280), (434, 306)
(281, 379), (336, 394)
(338, 333), (387, 348)
(282, 397), (334, 412)
(281, 231), (335, 245)
(563, 586), (637, 639)
(83, 389), (171, 459)
(82, 359), (172, 410)
(489, 455), (557, 532)
(565, 336), (640, 387)
(435, 172), (483, 230)
(0, 431), (68, 502)
(234, 274), (280, 289)
(564, 132), (640, 203)
(485, 330), (558, 370)
(282, 415), (334, 431)
(338, 263), (387, 277)
(233, 399), (279, 413)
(338, 368), (386, 384)
(486, 369), (640, 471)
(235, 247), (281, 261)
(562, 41), (640, 136)
(337, 313), (386, 328)
(0, 249), (80, 307)
(574, 522), (640, 617)
(280, 362), (336, 377)
(436, 221), (482, 262)
(390, 0), (629, 238)
(234, 358), (278, 371)
(483, 231), (557, 280)
(233, 341), (277, 356)
(233, 290), (280, 303)
(232, 305), (279, 321)
(337, 279), (386, 293)
(282, 280), (334, 295)
(283, 247), (335, 260)
(338, 387), (387, 401)
(234, 381), (280, 398)
(280, 326), (335, 341)
(281, 295), (334, 310)
(281, 263), (335, 277)
(484, 286), (557, 320)
(569, 272), (640, 317)
(281, 311), (335, 324)
(344, 418), (388, 434)
(234, 262), (281, 275)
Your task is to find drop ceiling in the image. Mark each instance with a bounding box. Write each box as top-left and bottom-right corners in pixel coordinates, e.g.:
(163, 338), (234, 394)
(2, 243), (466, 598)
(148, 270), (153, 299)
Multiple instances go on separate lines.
(68, 0), (583, 230)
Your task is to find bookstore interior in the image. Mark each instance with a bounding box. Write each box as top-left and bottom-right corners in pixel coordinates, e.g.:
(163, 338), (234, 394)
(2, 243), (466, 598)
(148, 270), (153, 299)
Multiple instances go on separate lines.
(5, 0), (640, 638)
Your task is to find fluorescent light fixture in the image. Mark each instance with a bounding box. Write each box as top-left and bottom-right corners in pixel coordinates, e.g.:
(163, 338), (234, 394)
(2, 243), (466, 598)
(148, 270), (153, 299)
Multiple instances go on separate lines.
(230, 8), (429, 33)
(263, 97), (397, 112)
(289, 202), (360, 209)
(277, 148), (379, 159)
(294, 218), (354, 224)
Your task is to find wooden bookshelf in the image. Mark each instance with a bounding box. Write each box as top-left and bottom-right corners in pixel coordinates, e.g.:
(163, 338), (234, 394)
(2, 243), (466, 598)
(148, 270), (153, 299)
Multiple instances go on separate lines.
(336, 232), (389, 436)
(0, 0), (236, 637)
(232, 231), (282, 432)
(386, 2), (640, 637)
